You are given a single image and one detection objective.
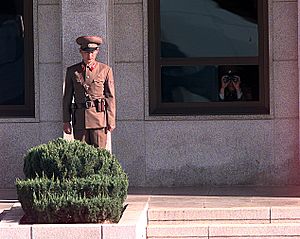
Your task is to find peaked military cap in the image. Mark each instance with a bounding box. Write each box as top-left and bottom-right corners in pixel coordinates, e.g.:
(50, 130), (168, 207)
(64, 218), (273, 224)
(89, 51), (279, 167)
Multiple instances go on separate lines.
(76, 36), (103, 52)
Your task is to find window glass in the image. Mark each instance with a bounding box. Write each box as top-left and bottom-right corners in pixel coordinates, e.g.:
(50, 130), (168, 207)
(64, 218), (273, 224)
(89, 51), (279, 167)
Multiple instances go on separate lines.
(0, 0), (34, 117)
(160, 0), (258, 58)
(162, 65), (259, 102)
(0, 1), (25, 105)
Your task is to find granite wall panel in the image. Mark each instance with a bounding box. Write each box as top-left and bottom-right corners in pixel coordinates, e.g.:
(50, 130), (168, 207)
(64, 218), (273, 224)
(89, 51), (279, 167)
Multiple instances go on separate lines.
(114, 3), (143, 62)
(38, 5), (61, 63)
(145, 120), (275, 186)
(0, 124), (41, 188)
(113, 121), (146, 186)
(115, 63), (144, 120)
(273, 1), (298, 60)
(273, 61), (299, 118)
(39, 63), (63, 122)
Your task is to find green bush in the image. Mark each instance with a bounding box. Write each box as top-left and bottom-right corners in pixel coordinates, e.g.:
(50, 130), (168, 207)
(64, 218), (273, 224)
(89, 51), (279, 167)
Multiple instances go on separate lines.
(16, 138), (128, 223)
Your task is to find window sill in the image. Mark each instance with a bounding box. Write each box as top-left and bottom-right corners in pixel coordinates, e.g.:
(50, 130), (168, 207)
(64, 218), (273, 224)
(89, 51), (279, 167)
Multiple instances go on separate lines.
(145, 113), (274, 121)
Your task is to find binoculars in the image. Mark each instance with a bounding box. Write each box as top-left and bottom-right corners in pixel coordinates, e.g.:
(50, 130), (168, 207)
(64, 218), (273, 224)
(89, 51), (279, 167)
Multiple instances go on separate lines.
(223, 74), (239, 83)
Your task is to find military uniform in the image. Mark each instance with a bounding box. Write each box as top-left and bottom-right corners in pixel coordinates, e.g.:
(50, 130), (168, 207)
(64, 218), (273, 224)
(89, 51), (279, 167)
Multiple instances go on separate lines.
(63, 36), (115, 148)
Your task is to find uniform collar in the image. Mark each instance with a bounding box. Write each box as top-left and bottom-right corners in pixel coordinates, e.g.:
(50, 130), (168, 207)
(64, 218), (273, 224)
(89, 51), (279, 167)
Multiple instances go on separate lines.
(81, 61), (97, 72)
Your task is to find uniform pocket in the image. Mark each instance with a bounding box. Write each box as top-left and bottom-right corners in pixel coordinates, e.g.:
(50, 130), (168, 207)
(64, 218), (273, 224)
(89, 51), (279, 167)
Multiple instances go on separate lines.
(92, 76), (105, 87)
(91, 76), (105, 96)
(94, 74), (105, 83)
(93, 79), (102, 85)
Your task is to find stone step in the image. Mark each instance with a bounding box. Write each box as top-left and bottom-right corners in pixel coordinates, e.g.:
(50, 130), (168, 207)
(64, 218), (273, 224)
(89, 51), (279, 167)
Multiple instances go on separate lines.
(148, 219), (300, 225)
(147, 222), (300, 238)
(147, 195), (300, 238)
(148, 207), (300, 222)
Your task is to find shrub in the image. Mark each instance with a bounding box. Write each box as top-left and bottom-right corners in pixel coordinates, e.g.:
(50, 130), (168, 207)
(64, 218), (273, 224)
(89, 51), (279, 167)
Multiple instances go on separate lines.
(16, 138), (128, 223)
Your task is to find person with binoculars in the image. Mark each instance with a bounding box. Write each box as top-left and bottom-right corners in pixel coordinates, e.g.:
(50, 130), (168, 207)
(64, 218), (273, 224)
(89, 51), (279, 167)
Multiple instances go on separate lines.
(219, 70), (243, 101)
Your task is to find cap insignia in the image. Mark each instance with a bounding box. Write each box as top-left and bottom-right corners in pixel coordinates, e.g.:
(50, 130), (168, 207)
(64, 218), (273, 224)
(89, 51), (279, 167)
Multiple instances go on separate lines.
(87, 43), (98, 48)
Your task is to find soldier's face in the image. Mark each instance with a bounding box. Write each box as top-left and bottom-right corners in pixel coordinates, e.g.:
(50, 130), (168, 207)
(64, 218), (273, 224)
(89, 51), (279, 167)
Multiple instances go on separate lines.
(80, 49), (99, 65)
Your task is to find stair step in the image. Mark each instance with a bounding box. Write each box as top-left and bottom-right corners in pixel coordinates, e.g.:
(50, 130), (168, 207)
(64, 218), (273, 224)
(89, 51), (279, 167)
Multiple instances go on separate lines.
(147, 222), (300, 238)
(148, 207), (300, 221)
(147, 196), (300, 238)
(148, 219), (300, 225)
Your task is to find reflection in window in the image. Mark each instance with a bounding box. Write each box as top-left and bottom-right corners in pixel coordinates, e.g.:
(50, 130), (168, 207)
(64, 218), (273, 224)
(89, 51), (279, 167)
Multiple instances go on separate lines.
(162, 65), (259, 103)
(0, 1), (25, 105)
(160, 0), (258, 58)
(218, 65), (258, 102)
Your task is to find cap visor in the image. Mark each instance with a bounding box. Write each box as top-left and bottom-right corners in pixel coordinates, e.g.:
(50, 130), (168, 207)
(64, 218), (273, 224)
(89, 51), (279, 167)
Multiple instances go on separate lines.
(81, 47), (97, 52)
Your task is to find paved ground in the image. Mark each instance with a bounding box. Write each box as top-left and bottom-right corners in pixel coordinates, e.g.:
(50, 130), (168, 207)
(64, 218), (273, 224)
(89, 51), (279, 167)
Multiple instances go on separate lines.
(0, 189), (18, 221)
(2, 185), (300, 221)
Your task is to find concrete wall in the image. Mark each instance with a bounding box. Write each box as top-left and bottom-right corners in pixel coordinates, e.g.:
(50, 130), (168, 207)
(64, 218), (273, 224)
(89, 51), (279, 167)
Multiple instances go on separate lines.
(0, 0), (298, 188)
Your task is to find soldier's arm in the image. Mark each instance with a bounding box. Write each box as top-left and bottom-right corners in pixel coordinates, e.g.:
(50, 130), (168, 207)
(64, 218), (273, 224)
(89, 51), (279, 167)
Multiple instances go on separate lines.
(104, 67), (116, 131)
(63, 68), (74, 130)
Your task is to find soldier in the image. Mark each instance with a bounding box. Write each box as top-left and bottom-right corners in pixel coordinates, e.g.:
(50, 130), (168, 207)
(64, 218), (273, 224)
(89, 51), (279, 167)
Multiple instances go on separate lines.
(63, 35), (115, 149)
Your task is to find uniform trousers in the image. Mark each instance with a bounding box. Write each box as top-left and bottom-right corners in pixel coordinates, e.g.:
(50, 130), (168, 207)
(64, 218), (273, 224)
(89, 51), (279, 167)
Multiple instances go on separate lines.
(74, 128), (107, 149)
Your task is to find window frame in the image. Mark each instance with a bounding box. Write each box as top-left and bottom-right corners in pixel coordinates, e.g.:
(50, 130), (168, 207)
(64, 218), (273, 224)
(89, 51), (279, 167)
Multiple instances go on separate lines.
(0, 0), (35, 118)
(148, 0), (269, 116)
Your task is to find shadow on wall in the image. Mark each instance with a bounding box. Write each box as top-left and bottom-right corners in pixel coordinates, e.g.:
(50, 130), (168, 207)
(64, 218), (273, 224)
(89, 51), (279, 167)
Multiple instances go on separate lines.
(145, 160), (300, 190)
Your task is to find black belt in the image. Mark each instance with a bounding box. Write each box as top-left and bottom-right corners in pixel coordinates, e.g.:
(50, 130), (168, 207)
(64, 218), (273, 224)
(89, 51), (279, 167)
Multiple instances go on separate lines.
(72, 99), (105, 111)
(73, 103), (94, 109)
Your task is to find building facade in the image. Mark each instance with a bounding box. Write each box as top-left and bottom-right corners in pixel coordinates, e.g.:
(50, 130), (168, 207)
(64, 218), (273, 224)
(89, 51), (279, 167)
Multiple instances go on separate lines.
(0, 0), (299, 188)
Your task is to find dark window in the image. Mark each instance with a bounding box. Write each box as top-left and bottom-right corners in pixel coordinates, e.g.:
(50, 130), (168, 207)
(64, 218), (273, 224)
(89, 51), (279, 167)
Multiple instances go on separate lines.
(149, 0), (269, 115)
(0, 0), (34, 117)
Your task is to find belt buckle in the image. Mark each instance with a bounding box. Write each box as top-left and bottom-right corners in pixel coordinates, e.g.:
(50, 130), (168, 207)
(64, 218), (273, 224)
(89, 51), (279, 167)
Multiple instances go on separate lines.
(85, 100), (92, 109)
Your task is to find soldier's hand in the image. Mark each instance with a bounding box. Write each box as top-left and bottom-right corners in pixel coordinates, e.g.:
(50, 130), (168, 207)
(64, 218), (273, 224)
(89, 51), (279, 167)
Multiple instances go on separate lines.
(63, 122), (72, 134)
(233, 76), (241, 90)
(107, 125), (115, 132)
(221, 76), (229, 89)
